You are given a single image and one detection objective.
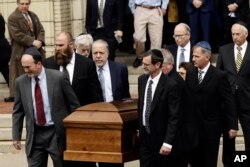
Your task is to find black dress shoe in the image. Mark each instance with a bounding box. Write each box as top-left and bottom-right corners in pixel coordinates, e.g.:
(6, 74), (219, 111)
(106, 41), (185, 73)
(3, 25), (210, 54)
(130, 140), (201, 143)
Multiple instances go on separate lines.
(4, 97), (14, 102)
(133, 57), (142, 68)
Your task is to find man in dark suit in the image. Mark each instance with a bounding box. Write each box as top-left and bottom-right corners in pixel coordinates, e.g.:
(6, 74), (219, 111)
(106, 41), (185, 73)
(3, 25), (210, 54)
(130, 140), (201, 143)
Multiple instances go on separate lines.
(138, 49), (180, 167)
(86, 0), (124, 60)
(186, 0), (215, 45)
(221, 0), (249, 45)
(0, 13), (11, 86)
(91, 40), (130, 167)
(92, 39), (130, 103)
(167, 23), (193, 72)
(217, 22), (250, 167)
(44, 31), (102, 167)
(7, 0), (45, 102)
(186, 41), (238, 167)
(44, 32), (103, 106)
(12, 47), (80, 167)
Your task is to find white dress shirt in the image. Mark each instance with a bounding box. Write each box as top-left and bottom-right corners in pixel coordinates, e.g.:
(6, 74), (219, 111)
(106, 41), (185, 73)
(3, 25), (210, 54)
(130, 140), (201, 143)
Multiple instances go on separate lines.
(176, 41), (191, 71)
(59, 52), (75, 84)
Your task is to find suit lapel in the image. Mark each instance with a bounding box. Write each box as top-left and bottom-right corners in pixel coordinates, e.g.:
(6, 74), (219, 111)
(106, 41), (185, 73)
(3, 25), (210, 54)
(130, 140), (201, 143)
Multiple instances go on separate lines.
(45, 69), (54, 110)
(108, 61), (116, 96)
(150, 74), (164, 113)
(139, 75), (148, 112)
(199, 65), (215, 86)
(239, 43), (250, 73)
(24, 76), (34, 121)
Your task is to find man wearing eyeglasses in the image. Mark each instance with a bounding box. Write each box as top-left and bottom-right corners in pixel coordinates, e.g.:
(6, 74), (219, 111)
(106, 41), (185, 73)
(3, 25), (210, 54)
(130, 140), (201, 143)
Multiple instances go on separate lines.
(167, 23), (193, 72)
(6, 0), (45, 102)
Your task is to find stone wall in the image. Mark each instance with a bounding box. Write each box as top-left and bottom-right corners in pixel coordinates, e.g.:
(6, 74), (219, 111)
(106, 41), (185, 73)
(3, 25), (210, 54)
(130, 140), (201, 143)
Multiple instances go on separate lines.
(0, 0), (86, 57)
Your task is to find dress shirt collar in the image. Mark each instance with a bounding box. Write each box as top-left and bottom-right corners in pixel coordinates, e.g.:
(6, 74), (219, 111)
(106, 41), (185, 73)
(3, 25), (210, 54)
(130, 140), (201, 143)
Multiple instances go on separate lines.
(198, 62), (210, 74)
(35, 67), (46, 81)
(148, 71), (162, 84)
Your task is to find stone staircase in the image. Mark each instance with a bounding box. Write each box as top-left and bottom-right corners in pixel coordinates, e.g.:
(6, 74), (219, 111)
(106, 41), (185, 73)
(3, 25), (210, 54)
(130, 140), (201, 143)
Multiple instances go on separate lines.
(0, 53), (245, 154)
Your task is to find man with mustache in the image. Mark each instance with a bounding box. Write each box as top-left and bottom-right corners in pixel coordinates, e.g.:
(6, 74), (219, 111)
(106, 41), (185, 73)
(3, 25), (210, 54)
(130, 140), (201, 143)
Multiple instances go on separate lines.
(44, 31), (103, 167)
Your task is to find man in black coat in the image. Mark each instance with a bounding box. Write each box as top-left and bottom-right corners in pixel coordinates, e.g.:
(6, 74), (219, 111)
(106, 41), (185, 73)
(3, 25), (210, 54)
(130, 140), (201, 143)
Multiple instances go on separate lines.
(186, 41), (238, 167)
(217, 22), (250, 167)
(138, 49), (181, 167)
(0, 13), (11, 86)
(44, 32), (103, 167)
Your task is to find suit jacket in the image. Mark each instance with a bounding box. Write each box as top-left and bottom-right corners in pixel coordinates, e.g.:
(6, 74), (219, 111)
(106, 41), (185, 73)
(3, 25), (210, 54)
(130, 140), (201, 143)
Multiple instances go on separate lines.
(223, 0), (249, 20)
(138, 73), (180, 151)
(167, 43), (193, 69)
(8, 8), (45, 60)
(44, 53), (103, 106)
(186, 0), (214, 13)
(186, 65), (238, 140)
(86, 0), (124, 37)
(168, 69), (199, 152)
(0, 15), (11, 61)
(217, 43), (250, 110)
(108, 60), (130, 100)
(12, 68), (80, 156)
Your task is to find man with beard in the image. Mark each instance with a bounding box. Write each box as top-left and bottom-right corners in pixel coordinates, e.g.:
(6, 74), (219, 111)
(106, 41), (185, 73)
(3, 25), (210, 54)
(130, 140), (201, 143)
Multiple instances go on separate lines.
(138, 49), (180, 167)
(44, 32), (103, 167)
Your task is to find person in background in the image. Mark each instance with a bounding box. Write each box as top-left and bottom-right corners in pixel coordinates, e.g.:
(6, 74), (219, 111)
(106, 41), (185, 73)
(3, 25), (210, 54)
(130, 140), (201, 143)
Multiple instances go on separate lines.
(129, 0), (169, 68)
(44, 32), (103, 167)
(178, 62), (193, 80)
(217, 22), (250, 167)
(186, 0), (215, 45)
(0, 13), (11, 86)
(92, 39), (130, 167)
(12, 47), (80, 167)
(6, 0), (45, 102)
(85, 0), (124, 61)
(92, 39), (130, 104)
(161, 48), (198, 167)
(138, 49), (180, 167)
(75, 33), (93, 57)
(167, 23), (192, 72)
(186, 41), (238, 167)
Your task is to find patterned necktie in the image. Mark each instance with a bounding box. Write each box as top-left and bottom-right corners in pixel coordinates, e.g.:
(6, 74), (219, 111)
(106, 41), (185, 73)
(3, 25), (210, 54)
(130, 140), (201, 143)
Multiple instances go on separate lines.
(198, 70), (204, 84)
(34, 77), (46, 126)
(145, 80), (153, 133)
(179, 48), (185, 67)
(24, 13), (33, 32)
(236, 46), (242, 72)
(98, 68), (106, 101)
(99, 0), (104, 27)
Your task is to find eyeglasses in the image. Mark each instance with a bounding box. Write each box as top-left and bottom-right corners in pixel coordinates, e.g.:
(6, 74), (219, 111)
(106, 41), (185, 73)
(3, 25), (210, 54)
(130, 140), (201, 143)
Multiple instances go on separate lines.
(173, 34), (187, 39)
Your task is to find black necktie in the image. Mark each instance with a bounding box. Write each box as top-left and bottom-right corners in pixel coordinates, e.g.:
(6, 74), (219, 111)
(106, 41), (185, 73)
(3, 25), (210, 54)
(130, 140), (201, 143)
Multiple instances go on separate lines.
(34, 77), (46, 126)
(145, 80), (153, 133)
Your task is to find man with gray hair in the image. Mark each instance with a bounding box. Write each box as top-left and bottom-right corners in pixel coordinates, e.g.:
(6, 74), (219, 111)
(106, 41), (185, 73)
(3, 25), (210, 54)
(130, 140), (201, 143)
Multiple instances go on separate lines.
(75, 33), (93, 57)
(167, 23), (192, 72)
(186, 41), (238, 167)
(217, 22), (250, 167)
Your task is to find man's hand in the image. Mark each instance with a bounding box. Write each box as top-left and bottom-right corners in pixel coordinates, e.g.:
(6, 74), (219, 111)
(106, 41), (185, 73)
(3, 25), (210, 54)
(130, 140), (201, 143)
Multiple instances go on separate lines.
(161, 8), (166, 16)
(13, 140), (22, 150)
(193, 0), (202, 8)
(115, 30), (123, 37)
(33, 40), (42, 49)
(159, 145), (171, 156)
(229, 129), (238, 139)
(228, 3), (238, 12)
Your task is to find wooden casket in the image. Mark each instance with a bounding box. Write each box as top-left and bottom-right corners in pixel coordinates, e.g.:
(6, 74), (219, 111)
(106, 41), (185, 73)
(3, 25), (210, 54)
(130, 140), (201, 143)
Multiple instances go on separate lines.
(63, 99), (139, 163)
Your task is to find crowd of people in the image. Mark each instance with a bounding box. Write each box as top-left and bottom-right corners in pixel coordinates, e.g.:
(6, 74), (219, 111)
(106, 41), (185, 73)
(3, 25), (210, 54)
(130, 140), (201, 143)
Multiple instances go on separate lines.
(1, 0), (250, 167)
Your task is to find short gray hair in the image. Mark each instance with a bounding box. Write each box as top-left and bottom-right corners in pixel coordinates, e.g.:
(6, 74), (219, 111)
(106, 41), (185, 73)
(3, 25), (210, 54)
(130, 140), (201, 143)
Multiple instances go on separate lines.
(75, 34), (93, 47)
